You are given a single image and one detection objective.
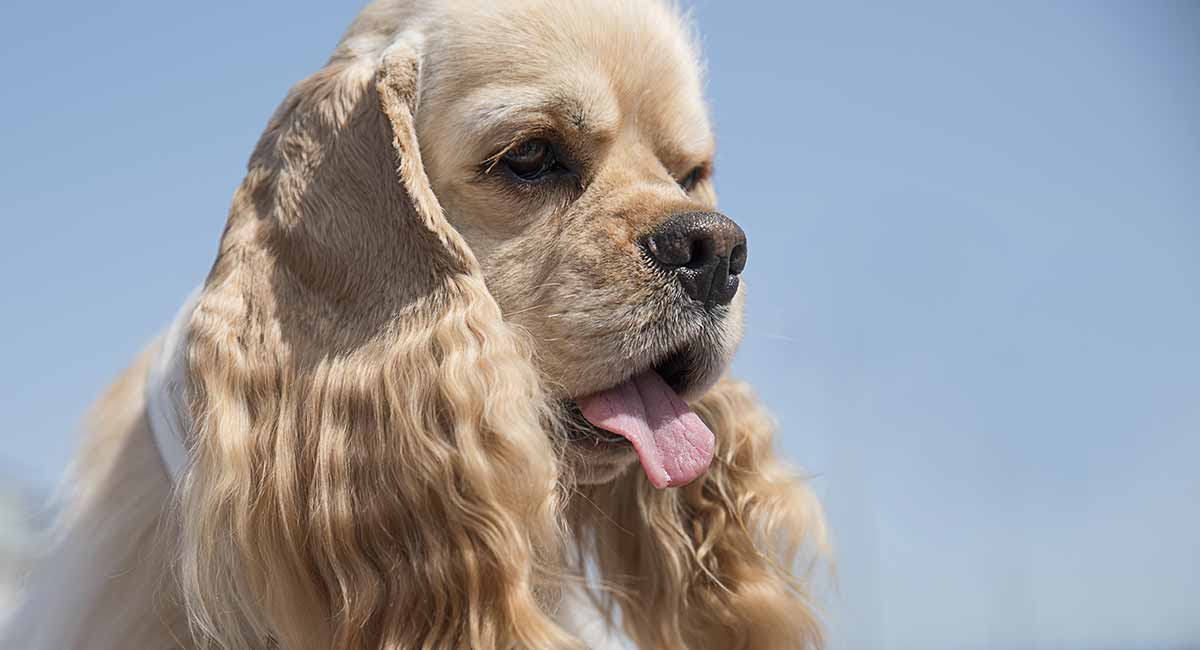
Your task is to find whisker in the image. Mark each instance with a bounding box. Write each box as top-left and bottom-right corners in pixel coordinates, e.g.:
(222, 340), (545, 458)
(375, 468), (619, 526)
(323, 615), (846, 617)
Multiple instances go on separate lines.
(754, 332), (801, 343)
(505, 303), (547, 317)
(568, 487), (634, 538)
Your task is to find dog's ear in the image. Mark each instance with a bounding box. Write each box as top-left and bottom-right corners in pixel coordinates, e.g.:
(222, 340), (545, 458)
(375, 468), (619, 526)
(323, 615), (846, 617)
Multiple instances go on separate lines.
(375, 34), (478, 271)
(177, 32), (574, 650)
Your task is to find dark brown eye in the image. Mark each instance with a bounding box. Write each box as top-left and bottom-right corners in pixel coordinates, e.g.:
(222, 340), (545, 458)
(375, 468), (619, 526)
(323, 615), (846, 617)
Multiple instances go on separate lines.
(678, 165), (706, 192)
(502, 139), (556, 180)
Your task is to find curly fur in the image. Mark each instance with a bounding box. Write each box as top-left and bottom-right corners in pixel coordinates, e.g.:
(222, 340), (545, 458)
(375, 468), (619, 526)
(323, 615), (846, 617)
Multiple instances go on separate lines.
(571, 379), (827, 648)
(3, 1), (826, 648)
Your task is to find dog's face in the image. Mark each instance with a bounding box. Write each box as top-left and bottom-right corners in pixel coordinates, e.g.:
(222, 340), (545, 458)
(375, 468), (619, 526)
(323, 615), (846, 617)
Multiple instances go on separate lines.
(413, 2), (746, 480)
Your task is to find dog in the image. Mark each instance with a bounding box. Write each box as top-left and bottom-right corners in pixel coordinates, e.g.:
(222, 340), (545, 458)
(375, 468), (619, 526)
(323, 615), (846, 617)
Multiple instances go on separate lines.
(4, 1), (826, 648)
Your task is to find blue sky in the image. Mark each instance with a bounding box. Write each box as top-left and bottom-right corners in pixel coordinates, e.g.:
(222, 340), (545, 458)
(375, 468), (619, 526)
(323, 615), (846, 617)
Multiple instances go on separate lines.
(1, 1), (1197, 648)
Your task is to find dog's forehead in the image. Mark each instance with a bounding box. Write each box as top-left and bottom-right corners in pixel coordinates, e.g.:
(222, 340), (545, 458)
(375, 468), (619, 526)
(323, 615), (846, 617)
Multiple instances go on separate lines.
(427, 0), (713, 156)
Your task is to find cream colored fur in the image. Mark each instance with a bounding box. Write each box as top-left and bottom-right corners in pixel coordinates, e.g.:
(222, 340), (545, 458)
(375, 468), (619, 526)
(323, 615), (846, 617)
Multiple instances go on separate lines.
(3, 1), (826, 648)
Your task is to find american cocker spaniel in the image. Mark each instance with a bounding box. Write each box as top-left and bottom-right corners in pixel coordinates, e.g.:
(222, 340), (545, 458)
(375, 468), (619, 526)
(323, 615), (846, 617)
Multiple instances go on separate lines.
(5, 1), (826, 648)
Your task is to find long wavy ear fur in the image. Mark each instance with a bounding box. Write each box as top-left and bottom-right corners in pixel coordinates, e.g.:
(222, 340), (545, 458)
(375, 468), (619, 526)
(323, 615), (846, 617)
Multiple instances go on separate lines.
(177, 31), (574, 650)
(572, 377), (828, 649)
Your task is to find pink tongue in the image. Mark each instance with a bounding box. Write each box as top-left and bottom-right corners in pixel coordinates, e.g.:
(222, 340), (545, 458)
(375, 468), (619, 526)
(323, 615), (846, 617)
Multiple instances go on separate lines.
(576, 371), (715, 488)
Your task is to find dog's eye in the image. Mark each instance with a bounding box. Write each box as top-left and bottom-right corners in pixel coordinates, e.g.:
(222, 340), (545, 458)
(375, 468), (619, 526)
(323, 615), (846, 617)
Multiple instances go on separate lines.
(678, 165), (707, 192)
(502, 139), (558, 180)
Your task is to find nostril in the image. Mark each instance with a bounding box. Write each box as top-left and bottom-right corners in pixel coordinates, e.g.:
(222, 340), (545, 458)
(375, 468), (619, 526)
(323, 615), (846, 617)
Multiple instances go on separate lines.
(642, 233), (690, 268)
(686, 238), (717, 270)
(729, 243), (747, 275)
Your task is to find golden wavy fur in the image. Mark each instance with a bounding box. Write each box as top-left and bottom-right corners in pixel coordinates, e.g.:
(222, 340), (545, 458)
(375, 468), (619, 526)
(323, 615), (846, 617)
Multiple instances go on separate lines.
(5, 1), (826, 648)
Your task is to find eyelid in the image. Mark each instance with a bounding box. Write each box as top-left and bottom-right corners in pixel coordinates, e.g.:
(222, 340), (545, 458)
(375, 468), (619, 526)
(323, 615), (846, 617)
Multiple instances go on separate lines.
(479, 122), (562, 168)
(481, 132), (542, 174)
(678, 162), (711, 189)
(483, 132), (584, 181)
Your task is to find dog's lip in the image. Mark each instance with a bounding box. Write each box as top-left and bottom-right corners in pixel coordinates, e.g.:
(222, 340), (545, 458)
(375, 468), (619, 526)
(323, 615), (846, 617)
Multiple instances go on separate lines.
(575, 343), (702, 403)
(560, 344), (705, 445)
(562, 401), (628, 445)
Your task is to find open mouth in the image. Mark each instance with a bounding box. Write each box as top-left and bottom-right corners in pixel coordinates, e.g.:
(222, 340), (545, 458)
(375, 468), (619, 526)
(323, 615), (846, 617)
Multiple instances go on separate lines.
(563, 345), (698, 443)
(651, 346), (697, 394)
(562, 345), (716, 488)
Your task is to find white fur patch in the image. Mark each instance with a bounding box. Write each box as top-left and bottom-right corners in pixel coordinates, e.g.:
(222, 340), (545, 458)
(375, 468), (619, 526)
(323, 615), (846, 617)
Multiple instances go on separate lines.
(143, 289), (200, 482)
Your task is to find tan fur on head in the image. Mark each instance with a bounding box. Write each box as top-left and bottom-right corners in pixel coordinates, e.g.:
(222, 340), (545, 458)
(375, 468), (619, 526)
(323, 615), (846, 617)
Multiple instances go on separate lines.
(6, 1), (827, 649)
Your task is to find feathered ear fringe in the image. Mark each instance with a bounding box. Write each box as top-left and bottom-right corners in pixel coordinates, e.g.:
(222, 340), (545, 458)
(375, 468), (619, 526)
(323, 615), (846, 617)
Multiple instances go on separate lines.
(180, 275), (574, 650)
(173, 33), (578, 650)
(573, 377), (828, 649)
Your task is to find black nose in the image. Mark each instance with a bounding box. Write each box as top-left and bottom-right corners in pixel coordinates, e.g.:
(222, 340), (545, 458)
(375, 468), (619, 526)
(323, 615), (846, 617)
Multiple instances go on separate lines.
(640, 211), (748, 307)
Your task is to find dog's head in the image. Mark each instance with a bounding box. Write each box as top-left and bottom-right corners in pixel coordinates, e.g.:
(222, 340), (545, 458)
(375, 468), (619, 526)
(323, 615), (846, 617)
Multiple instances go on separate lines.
(179, 2), (819, 648)
(416, 1), (745, 485)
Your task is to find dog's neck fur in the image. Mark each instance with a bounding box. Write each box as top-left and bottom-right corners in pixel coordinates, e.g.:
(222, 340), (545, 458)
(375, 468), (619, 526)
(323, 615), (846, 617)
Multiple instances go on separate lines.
(144, 290), (200, 482)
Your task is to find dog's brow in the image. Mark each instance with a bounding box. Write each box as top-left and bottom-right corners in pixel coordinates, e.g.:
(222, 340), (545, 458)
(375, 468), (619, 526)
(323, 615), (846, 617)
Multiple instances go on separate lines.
(655, 115), (716, 169)
(463, 85), (618, 141)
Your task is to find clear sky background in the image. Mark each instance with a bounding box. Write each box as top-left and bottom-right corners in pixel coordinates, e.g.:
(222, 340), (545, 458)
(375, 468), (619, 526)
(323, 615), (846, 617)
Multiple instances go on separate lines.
(1, 2), (1197, 648)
